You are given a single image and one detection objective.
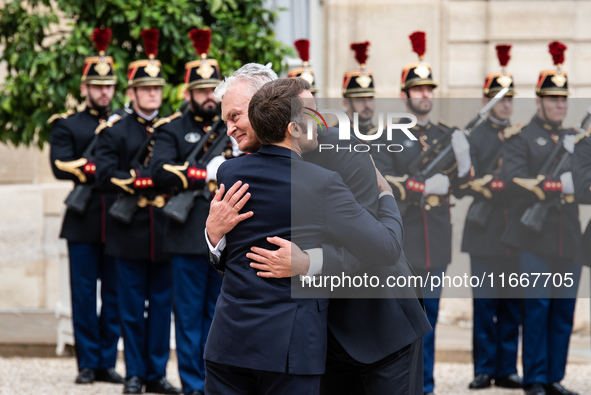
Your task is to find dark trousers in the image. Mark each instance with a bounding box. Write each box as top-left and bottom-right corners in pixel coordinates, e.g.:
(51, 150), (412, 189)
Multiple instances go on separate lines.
(416, 267), (444, 394)
(68, 242), (120, 371)
(172, 254), (222, 394)
(117, 258), (173, 381)
(321, 330), (423, 395)
(520, 252), (581, 385)
(205, 360), (321, 395)
(471, 256), (521, 378)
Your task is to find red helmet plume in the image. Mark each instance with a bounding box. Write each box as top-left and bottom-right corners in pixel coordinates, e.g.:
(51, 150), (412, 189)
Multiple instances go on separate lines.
(294, 39), (310, 62)
(350, 41), (370, 66)
(141, 29), (160, 59)
(549, 41), (567, 66)
(409, 31), (426, 59)
(495, 44), (511, 68)
(91, 28), (112, 55)
(189, 29), (212, 58)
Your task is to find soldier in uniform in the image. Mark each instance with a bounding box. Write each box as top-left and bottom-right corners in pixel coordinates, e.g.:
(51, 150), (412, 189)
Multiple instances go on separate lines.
(342, 41), (376, 135)
(49, 27), (123, 386)
(94, 29), (183, 395)
(572, 127), (591, 268)
(372, 31), (471, 395)
(459, 45), (522, 390)
(500, 42), (581, 395)
(151, 28), (228, 395)
(288, 39), (318, 96)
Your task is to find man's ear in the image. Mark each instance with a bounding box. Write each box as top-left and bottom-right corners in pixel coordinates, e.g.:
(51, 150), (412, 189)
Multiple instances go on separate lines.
(80, 84), (88, 98)
(288, 122), (301, 138)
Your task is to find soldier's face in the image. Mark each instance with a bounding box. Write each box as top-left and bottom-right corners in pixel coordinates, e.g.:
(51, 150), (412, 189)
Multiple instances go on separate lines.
(186, 87), (220, 117)
(487, 96), (513, 121)
(128, 86), (162, 114)
(221, 81), (262, 153)
(82, 84), (115, 110)
(403, 85), (433, 116)
(537, 96), (568, 124)
(344, 97), (374, 122)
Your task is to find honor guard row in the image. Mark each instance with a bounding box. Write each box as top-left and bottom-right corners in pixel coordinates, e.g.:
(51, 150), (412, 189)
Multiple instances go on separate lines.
(49, 27), (230, 395)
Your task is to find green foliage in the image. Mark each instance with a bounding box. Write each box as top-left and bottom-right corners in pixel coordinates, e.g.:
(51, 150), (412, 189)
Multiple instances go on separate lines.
(0, 0), (293, 147)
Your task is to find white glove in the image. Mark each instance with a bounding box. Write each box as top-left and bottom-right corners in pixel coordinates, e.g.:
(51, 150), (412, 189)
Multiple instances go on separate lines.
(560, 171), (575, 194)
(206, 155), (227, 183)
(451, 130), (471, 178)
(425, 174), (450, 195)
(563, 134), (575, 154)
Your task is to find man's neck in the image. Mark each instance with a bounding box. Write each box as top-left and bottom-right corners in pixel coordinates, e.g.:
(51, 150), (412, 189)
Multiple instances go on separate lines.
(135, 108), (159, 121)
(489, 114), (509, 126)
(274, 140), (294, 152)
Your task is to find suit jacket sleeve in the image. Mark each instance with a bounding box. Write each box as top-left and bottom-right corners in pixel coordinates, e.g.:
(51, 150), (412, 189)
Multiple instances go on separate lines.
(324, 172), (404, 266)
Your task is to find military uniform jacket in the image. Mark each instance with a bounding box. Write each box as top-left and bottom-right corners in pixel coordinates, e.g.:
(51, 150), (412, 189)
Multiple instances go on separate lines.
(151, 112), (226, 256)
(94, 112), (169, 262)
(372, 121), (467, 270)
(459, 118), (514, 257)
(49, 108), (112, 244)
(500, 114), (580, 259)
(573, 134), (591, 266)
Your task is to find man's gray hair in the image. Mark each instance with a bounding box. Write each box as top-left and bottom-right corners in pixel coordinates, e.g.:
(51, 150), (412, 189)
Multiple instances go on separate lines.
(214, 63), (278, 101)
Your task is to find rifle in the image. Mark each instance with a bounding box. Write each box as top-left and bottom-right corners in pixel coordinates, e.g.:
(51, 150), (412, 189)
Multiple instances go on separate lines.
(64, 116), (121, 214)
(397, 87), (510, 214)
(108, 131), (156, 224)
(519, 112), (590, 232)
(163, 121), (229, 224)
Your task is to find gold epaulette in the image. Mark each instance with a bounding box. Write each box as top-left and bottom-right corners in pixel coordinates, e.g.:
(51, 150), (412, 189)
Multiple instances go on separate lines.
(153, 112), (182, 129)
(503, 123), (524, 139)
(94, 114), (123, 134)
(47, 109), (76, 124)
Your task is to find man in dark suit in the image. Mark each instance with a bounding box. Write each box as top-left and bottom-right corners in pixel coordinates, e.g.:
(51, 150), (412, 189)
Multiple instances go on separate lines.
(203, 77), (405, 394)
(207, 63), (429, 395)
(49, 27), (123, 386)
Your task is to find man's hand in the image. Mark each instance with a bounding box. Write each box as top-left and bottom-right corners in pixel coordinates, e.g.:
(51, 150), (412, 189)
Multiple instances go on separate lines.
(247, 237), (310, 278)
(205, 181), (254, 246)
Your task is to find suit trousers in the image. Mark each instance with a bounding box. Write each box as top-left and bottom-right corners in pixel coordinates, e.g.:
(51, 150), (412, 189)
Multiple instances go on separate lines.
(321, 329), (423, 395)
(171, 254), (222, 393)
(117, 258), (173, 381)
(205, 360), (321, 395)
(68, 242), (120, 371)
(471, 256), (521, 378)
(520, 252), (580, 386)
(416, 267), (445, 394)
